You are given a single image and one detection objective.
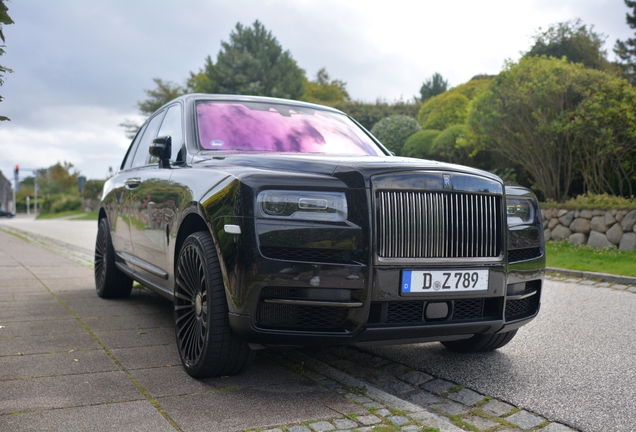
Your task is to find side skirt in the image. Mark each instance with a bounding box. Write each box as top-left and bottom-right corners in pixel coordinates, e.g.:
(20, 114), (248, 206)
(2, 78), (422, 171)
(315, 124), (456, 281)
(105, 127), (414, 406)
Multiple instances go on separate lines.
(115, 261), (174, 302)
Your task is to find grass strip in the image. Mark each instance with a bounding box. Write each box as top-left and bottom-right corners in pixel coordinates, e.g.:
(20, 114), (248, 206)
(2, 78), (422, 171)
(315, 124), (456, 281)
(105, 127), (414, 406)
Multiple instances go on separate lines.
(546, 241), (636, 277)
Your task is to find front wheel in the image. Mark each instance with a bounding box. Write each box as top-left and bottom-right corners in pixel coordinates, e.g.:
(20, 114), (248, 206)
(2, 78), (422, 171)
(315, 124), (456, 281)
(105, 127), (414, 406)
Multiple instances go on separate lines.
(174, 231), (254, 378)
(441, 330), (518, 353)
(94, 218), (133, 298)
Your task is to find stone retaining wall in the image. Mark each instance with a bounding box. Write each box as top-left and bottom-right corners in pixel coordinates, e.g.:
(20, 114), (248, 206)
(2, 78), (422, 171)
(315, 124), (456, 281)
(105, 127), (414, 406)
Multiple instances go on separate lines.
(541, 208), (636, 251)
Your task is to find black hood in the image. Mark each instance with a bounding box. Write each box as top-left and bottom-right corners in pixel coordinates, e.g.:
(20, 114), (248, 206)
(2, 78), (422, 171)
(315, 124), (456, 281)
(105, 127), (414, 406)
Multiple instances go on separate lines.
(193, 153), (502, 190)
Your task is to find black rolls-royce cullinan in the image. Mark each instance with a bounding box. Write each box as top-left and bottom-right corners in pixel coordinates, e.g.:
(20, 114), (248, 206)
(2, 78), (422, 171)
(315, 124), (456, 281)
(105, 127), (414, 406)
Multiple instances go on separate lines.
(96, 94), (545, 378)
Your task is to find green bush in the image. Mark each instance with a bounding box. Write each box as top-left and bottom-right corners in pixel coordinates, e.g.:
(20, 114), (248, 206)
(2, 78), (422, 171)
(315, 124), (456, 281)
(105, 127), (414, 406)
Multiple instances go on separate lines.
(448, 78), (491, 100)
(431, 125), (471, 165)
(401, 130), (441, 159)
(333, 100), (422, 131)
(420, 93), (469, 130)
(370, 115), (421, 154)
(40, 194), (82, 214)
(542, 193), (636, 209)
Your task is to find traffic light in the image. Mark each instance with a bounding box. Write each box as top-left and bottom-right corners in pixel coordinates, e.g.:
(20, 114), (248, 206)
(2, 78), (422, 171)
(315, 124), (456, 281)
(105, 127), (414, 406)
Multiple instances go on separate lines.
(14, 165), (19, 192)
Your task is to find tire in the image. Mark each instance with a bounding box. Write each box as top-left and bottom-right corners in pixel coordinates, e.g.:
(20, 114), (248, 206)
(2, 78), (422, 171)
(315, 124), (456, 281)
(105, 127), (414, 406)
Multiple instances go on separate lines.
(174, 231), (254, 378)
(94, 218), (133, 298)
(441, 330), (518, 353)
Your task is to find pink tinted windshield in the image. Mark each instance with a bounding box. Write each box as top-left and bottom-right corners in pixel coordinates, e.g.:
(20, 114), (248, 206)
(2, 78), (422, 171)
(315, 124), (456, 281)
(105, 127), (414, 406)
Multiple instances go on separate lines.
(196, 101), (384, 155)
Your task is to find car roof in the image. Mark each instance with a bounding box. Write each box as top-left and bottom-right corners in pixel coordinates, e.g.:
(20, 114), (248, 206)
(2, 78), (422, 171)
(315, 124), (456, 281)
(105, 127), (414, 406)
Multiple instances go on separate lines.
(174, 93), (345, 115)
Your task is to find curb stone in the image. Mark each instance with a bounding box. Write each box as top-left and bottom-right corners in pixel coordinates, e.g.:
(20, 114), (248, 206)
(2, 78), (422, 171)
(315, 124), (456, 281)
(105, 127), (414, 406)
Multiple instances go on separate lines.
(248, 346), (581, 432)
(546, 266), (636, 289)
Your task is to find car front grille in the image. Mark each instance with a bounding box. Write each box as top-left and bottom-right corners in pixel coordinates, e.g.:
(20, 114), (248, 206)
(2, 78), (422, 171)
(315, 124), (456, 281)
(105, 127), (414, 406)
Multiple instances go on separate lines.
(256, 303), (349, 331)
(369, 298), (502, 326)
(505, 280), (541, 321)
(376, 191), (502, 259)
(260, 246), (352, 264)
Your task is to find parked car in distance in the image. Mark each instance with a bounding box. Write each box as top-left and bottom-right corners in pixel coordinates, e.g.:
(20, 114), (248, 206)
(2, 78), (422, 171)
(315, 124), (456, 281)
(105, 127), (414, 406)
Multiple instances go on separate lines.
(96, 94), (545, 378)
(0, 209), (15, 218)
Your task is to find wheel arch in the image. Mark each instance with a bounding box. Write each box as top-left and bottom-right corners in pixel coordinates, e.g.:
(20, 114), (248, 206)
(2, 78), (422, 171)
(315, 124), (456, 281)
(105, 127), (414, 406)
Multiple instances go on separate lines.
(98, 207), (107, 222)
(173, 210), (211, 274)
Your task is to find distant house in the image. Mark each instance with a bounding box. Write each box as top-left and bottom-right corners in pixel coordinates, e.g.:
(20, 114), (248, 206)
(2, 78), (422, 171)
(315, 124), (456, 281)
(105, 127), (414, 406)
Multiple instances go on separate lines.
(0, 171), (13, 211)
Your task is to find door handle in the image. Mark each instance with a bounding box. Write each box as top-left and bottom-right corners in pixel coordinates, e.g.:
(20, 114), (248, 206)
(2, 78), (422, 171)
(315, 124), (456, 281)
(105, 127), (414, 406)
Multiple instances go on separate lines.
(125, 178), (141, 189)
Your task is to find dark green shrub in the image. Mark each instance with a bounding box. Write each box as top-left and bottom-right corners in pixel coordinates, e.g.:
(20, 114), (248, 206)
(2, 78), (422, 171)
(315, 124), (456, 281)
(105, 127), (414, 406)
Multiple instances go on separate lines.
(402, 130), (441, 159)
(333, 100), (422, 131)
(370, 115), (421, 154)
(431, 125), (471, 165)
(40, 194), (81, 214)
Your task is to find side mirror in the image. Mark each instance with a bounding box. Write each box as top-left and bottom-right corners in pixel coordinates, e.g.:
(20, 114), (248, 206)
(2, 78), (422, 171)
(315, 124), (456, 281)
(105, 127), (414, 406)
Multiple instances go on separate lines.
(150, 136), (172, 169)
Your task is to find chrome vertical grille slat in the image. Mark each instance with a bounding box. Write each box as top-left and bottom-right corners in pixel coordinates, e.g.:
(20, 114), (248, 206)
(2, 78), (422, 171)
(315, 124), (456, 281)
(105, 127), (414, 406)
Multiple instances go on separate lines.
(376, 191), (502, 259)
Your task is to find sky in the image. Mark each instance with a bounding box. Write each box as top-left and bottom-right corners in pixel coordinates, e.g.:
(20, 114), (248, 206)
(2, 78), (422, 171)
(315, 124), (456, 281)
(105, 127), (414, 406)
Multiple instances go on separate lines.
(0, 0), (633, 182)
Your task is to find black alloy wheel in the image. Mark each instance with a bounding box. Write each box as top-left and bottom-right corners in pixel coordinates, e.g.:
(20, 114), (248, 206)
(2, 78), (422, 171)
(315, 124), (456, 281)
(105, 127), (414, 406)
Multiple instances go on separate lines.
(174, 231), (254, 378)
(94, 218), (133, 298)
(441, 329), (518, 353)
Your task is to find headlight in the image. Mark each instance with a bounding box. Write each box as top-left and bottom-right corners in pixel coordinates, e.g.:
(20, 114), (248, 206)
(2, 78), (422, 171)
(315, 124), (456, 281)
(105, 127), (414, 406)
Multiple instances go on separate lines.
(257, 190), (347, 222)
(506, 198), (535, 225)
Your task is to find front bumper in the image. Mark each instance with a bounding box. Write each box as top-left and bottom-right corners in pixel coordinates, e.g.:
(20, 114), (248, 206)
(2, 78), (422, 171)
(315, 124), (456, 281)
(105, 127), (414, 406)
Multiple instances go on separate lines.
(228, 253), (543, 347)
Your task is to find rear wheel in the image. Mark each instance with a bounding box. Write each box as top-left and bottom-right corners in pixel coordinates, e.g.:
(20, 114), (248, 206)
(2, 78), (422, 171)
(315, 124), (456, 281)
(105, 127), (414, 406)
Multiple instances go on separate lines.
(174, 231), (254, 378)
(94, 218), (133, 298)
(441, 330), (518, 353)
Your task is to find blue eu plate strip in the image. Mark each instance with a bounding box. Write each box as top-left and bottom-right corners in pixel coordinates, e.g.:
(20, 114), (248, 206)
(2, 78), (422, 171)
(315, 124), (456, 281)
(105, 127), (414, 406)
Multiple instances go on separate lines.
(402, 270), (412, 293)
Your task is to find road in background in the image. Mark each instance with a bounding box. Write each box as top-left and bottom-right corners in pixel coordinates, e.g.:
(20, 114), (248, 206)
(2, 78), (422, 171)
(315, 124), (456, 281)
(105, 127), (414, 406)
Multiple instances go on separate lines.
(0, 215), (97, 252)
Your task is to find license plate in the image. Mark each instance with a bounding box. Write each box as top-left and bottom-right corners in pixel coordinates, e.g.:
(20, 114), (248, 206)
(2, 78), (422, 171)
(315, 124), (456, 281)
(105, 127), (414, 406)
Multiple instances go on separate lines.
(401, 269), (489, 294)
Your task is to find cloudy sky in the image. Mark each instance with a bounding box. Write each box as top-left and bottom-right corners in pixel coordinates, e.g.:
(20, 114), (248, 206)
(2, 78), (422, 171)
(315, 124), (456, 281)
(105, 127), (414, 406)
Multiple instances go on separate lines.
(0, 0), (632, 181)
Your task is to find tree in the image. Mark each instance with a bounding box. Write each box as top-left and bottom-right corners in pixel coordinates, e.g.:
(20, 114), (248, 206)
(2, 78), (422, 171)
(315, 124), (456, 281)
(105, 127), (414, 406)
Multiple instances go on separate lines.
(566, 73), (636, 197)
(525, 19), (610, 71)
(419, 72), (448, 102)
(417, 78), (490, 129)
(467, 56), (636, 202)
(0, 0), (13, 122)
(614, 0), (636, 84)
(37, 162), (79, 196)
(137, 78), (185, 116)
(370, 115), (421, 154)
(121, 78), (185, 139)
(301, 68), (350, 105)
(189, 20), (305, 99)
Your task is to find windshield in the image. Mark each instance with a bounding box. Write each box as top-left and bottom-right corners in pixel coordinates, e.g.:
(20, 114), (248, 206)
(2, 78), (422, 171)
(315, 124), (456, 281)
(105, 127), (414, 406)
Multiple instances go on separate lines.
(196, 101), (385, 155)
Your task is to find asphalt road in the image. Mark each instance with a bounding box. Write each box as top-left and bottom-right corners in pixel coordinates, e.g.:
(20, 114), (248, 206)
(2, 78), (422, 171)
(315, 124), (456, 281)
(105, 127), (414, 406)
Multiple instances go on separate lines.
(363, 280), (636, 432)
(0, 215), (97, 251)
(2, 215), (635, 431)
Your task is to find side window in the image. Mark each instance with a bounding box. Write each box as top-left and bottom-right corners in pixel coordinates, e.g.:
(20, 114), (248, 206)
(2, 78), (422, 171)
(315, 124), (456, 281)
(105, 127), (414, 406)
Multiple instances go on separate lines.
(121, 124), (148, 171)
(130, 111), (165, 168)
(156, 104), (183, 161)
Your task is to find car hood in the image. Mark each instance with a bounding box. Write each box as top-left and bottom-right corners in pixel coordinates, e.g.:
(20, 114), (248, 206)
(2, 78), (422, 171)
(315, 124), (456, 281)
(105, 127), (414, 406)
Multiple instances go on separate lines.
(192, 153), (502, 189)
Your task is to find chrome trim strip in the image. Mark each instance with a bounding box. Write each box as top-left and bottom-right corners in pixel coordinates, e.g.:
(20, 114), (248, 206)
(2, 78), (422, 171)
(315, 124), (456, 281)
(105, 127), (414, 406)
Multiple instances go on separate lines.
(506, 290), (538, 301)
(263, 299), (364, 308)
(117, 251), (169, 279)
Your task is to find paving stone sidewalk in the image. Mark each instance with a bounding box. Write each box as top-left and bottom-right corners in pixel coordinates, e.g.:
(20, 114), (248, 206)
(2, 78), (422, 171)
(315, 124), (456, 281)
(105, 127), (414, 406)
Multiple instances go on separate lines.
(0, 229), (462, 431)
